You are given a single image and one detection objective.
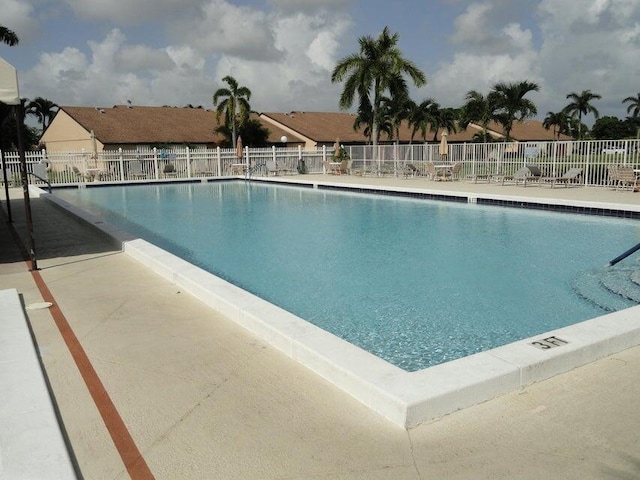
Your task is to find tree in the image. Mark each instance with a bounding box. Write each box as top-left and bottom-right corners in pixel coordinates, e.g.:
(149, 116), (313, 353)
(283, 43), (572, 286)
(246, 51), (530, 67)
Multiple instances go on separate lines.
(212, 76), (251, 148)
(564, 89), (601, 139)
(0, 103), (39, 150)
(379, 92), (412, 142)
(0, 26), (18, 46)
(459, 90), (500, 143)
(331, 26), (426, 154)
(215, 118), (270, 148)
(623, 92), (640, 138)
(426, 104), (458, 142)
(491, 80), (539, 141)
(543, 111), (570, 140)
(407, 98), (435, 143)
(591, 116), (636, 140)
(26, 97), (59, 132)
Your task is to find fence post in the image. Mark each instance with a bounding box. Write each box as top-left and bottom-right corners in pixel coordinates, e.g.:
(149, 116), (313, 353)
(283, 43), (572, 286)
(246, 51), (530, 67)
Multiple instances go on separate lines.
(118, 148), (124, 181)
(584, 140), (592, 187)
(322, 145), (327, 173)
(216, 146), (222, 175)
(153, 147), (159, 179)
(186, 146), (191, 178)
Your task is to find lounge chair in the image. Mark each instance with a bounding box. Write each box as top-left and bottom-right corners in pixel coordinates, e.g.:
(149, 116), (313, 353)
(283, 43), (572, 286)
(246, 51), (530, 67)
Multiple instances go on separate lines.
(611, 165), (638, 191)
(523, 164), (542, 185)
(426, 162), (445, 181)
(129, 159), (147, 179)
(442, 162), (462, 181)
(468, 168), (492, 183)
(498, 165), (541, 186)
(541, 167), (583, 188)
(266, 160), (288, 176)
(402, 163), (421, 178)
(72, 165), (91, 182)
(276, 160), (293, 175)
(191, 160), (214, 177)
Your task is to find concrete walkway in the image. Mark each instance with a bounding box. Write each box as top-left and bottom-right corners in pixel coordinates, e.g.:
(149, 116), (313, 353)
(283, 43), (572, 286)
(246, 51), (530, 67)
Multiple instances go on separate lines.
(1, 179), (640, 479)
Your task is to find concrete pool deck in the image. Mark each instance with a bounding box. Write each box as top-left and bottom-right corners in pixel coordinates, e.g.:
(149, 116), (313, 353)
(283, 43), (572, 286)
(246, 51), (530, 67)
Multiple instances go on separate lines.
(1, 177), (640, 479)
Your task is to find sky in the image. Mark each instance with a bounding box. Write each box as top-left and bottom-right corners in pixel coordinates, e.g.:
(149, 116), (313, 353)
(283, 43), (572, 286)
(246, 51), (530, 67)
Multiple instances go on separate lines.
(2, 0), (640, 125)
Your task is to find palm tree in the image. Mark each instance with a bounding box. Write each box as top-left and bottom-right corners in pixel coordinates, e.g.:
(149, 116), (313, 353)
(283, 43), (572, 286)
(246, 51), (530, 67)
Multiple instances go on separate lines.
(491, 81), (539, 141)
(212, 75), (251, 148)
(0, 26), (18, 46)
(543, 111), (569, 140)
(623, 92), (640, 118)
(427, 104), (458, 142)
(459, 90), (500, 143)
(623, 93), (640, 139)
(331, 26), (426, 154)
(379, 92), (412, 142)
(564, 89), (601, 139)
(26, 97), (59, 132)
(407, 98), (431, 143)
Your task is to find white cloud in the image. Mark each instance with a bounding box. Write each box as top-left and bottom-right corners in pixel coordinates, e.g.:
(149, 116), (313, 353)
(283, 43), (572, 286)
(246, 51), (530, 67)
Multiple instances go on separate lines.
(427, 1), (539, 109)
(536, 0), (640, 117)
(450, 3), (495, 48)
(62, 0), (200, 24)
(17, 0), (640, 123)
(19, 4), (351, 113)
(21, 28), (212, 107)
(450, 2), (533, 55)
(175, 0), (284, 61)
(267, 0), (352, 13)
(426, 50), (541, 108)
(0, 0), (38, 41)
(116, 45), (175, 72)
(212, 11), (351, 112)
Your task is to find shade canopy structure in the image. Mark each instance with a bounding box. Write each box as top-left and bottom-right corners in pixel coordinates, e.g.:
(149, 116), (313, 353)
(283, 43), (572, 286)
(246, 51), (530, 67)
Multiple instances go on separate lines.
(0, 56), (19, 105)
(0, 56), (37, 270)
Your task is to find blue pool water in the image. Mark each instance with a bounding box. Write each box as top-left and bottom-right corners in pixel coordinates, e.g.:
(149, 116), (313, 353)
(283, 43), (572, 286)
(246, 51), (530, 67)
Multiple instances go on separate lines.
(55, 182), (640, 371)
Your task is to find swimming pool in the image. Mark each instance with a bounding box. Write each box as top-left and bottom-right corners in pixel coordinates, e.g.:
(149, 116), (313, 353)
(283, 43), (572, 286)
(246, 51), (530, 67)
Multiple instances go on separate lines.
(54, 181), (640, 372)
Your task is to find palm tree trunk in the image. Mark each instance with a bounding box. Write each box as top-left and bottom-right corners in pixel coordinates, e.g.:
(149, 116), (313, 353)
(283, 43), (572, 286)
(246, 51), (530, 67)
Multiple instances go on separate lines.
(231, 97), (237, 147)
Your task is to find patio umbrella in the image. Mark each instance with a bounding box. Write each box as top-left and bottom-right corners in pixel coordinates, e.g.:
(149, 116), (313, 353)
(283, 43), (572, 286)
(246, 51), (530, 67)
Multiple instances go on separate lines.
(439, 132), (448, 159)
(90, 129), (98, 163)
(236, 135), (243, 160)
(333, 137), (340, 159)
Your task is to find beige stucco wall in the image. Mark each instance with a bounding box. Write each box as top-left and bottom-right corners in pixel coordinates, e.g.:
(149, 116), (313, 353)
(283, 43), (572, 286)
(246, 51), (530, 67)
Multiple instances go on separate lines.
(259, 115), (317, 149)
(40, 110), (104, 153)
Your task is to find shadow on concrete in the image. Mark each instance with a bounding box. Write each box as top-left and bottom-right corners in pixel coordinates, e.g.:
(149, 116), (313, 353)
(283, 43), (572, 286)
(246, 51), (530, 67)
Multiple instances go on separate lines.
(0, 195), (119, 265)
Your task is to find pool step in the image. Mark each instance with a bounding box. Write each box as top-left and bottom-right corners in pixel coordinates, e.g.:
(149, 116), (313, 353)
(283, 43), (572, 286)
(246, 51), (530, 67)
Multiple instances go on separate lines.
(600, 268), (640, 303)
(572, 268), (639, 312)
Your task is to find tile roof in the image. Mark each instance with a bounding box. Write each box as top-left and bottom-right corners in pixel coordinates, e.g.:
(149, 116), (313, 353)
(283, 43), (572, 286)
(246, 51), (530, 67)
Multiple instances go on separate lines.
(59, 106), (302, 146)
(261, 111), (566, 143)
(61, 105), (225, 145)
(58, 106), (568, 147)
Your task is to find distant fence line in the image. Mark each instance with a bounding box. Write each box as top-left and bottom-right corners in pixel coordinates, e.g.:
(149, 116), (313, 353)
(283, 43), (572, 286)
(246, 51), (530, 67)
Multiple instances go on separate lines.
(1, 138), (639, 187)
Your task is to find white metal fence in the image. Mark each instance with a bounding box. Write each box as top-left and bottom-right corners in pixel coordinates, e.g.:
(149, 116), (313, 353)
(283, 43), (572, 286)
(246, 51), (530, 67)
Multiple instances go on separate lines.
(1, 139), (639, 188)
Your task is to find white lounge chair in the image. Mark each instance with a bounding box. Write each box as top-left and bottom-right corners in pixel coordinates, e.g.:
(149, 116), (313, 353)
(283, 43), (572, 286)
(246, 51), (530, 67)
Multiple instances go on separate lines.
(541, 167), (583, 188)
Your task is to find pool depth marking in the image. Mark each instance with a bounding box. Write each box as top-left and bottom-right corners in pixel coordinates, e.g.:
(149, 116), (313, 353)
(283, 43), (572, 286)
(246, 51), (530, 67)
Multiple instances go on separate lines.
(530, 336), (569, 350)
